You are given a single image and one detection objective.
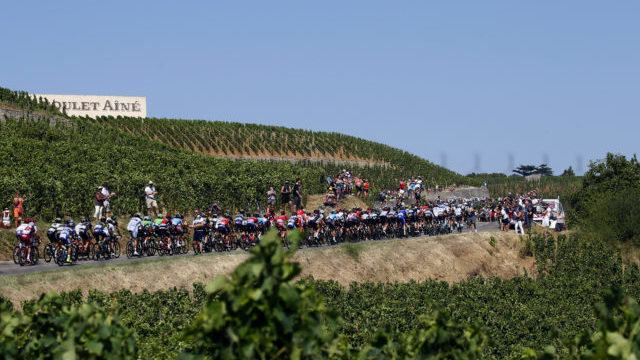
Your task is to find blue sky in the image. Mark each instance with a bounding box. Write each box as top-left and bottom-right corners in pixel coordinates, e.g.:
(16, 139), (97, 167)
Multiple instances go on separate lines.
(3, 1), (638, 175)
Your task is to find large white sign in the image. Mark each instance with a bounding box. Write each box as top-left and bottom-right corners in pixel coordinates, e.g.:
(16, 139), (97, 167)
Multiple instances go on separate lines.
(34, 94), (147, 118)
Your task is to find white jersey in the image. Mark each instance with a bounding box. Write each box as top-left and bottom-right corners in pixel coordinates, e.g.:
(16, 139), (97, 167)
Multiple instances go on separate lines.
(127, 217), (143, 232)
(16, 223), (37, 236)
(75, 223), (89, 234)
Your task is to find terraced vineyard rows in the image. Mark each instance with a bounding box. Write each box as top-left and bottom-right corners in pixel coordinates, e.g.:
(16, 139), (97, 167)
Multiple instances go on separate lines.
(93, 116), (453, 174)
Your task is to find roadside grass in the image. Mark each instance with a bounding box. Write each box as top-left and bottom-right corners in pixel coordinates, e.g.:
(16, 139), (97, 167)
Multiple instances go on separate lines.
(0, 230), (534, 307)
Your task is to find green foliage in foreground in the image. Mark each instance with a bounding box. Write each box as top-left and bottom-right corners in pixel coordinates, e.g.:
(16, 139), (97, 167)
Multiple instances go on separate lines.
(182, 230), (345, 359)
(0, 292), (137, 359)
(2, 231), (640, 359)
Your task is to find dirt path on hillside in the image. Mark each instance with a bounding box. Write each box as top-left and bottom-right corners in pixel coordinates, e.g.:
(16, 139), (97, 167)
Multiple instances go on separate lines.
(0, 231), (534, 305)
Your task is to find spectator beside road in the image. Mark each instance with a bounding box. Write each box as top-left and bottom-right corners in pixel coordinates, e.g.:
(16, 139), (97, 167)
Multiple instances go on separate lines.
(101, 182), (116, 218)
(363, 179), (370, 200)
(93, 186), (107, 221)
(293, 178), (302, 211)
(354, 175), (363, 197)
(13, 191), (23, 228)
(281, 181), (292, 212)
(266, 187), (276, 212)
(2, 207), (11, 228)
(145, 181), (159, 217)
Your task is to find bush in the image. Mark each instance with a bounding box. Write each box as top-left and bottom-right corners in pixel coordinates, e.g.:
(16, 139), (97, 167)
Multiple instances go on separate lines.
(0, 292), (137, 359)
(182, 229), (347, 359)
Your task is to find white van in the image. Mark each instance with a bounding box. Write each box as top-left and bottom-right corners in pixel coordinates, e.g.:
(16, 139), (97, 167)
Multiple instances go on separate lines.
(533, 198), (565, 231)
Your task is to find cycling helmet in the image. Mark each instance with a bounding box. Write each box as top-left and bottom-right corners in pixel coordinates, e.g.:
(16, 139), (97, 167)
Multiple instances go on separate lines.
(55, 217), (62, 223)
(134, 212), (142, 218)
(144, 216), (152, 221)
(110, 215), (117, 221)
(67, 219), (76, 227)
(106, 218), (115, 225)
(157, 214), (163, 218)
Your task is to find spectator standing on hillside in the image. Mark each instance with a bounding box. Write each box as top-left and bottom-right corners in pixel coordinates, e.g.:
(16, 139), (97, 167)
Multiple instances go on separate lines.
(363, 179), (370, 200)
(209, 200), (221, 217)
(526, 202), (534, 229)
(266, 187), (276, 212)
(281, 181), (292, 212)
(2, 207), (11, 229)
(93, 186), (106, 221)
(13, 191), (24, 228)
(145, 181), (159, 217)
(101, 182), (116, 219)
(514, 206), (525, 235)
(293, 178), (303, 211)
(355, 175), (363, 197)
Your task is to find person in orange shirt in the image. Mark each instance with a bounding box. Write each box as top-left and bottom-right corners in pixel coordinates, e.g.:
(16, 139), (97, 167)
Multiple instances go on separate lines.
(13, 191), (24, 228)
(363, 180), (370, 200)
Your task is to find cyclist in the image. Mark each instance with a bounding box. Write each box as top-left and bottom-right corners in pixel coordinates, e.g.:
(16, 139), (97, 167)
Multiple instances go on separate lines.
(397, 207), (407, 236)
(257, 213), (269, 234)
(215, 213), (232, 247)
(93, 220), (111, 258)
(246, 214), (259, 244)
(127, 213), (143, 256)
(308, 209), (323, 240)
(16, 218), (38, 263)
(105, 218), (119, 256)
(171, 213), (186, 248)
(192, 210), (207, 254)
(326, 210), (339, 243)
(57, 219), (76, 263)
(46, 217), (64, 244)
(287, 212), (297, 230)
(275, 211), (288, 239)
(75, 218), (93, 254)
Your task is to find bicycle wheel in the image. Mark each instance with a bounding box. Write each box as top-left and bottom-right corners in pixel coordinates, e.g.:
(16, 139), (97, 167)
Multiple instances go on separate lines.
(126, 242), (134, 258)
(112, 241), (121, 258)
(12, 245), (20, 264)
(182, 239), (189, 254)
(55, 245), (66, 266)
(44, 244), (53, 263)
(18, 247), (26, 266)
(31, 246), (39, 265)
(146, 240), (156, 256)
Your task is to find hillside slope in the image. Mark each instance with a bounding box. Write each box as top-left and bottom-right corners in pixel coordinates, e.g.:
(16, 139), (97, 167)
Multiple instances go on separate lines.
(0, 86), (472, 217)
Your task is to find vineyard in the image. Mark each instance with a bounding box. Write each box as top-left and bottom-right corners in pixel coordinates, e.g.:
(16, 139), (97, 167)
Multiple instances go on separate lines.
(0, 85), (475, 219)
(0, 117), (472, 219)
(92, 115), (466, 186)
(2, 230), (640, 359)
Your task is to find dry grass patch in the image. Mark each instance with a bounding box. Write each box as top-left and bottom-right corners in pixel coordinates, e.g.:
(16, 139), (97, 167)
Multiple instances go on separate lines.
(0, 231), (535, 305)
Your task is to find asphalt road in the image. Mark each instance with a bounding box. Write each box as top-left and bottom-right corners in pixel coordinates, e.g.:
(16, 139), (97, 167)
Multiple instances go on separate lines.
(0, 222), (499, 277)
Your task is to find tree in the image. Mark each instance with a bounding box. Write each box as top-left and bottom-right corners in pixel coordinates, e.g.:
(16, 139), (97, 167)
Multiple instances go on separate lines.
(513, 165), (538, 176)
(561, 166), (575, 177)
(536, 164), (553, 176)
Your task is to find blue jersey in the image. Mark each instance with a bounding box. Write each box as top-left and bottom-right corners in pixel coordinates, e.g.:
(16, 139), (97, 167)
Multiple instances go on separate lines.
(172, 217), (184, 226)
